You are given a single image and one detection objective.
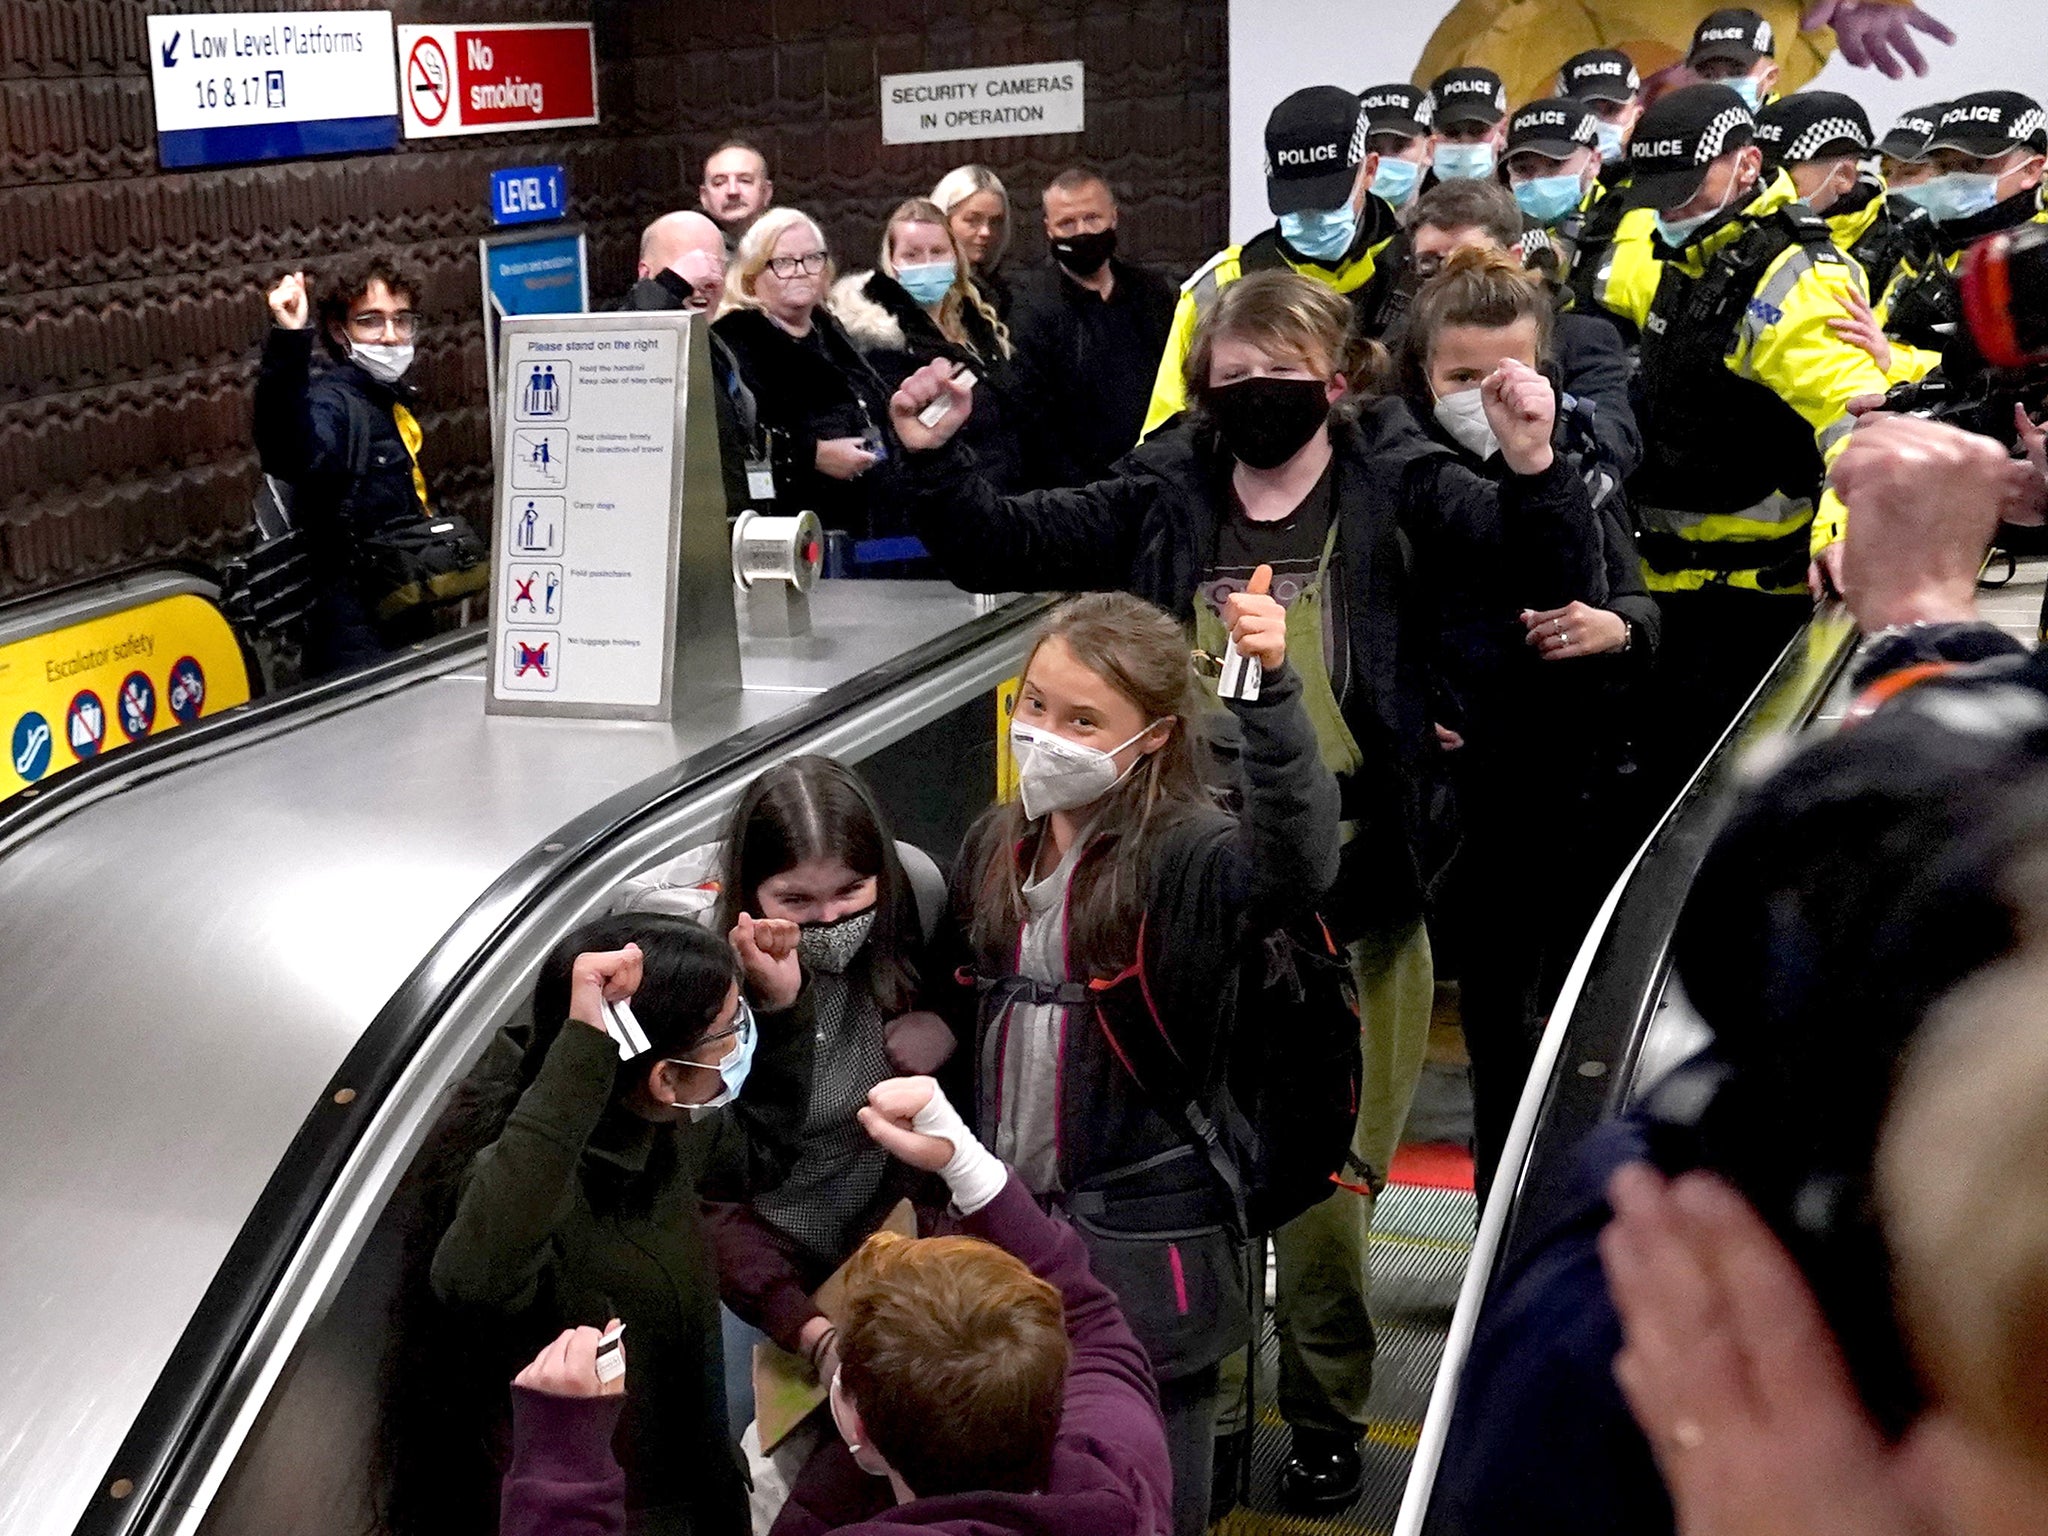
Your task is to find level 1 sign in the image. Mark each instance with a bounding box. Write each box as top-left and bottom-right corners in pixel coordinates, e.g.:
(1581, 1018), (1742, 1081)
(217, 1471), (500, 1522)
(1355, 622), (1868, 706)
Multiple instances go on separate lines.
(398, 22), (598, 139)
(880, 61), (1085, 145)
(492, 164), (567, 225)
(145, 11), (400, 169)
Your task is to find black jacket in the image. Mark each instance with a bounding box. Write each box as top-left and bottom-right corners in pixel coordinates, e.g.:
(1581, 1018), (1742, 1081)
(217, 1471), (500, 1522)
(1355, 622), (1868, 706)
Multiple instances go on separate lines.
(829, 269), (1067, 493)
(709, 306), (899, 538)
(252, 326), (427, 671)
(614, 272), (796, 517)
(901, 401), (1604, 934)
(1007, 257), (1178, 483)
(941, 663), (1339, 1378)
(1554, 310), (1644, 490)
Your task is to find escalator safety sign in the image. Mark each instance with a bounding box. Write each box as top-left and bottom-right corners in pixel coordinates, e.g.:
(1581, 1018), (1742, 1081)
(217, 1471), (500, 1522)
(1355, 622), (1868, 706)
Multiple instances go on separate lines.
(67, 691), (107, 758)
(118, 671), (158, 740)
(0, 595), (247, 801)
(11, 712), (52, 783)
(169, 658), (208, 723)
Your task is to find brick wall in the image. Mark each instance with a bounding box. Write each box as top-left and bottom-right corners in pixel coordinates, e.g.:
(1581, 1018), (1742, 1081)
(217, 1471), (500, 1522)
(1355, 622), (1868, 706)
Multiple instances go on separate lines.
(0, 0), (1227, 602)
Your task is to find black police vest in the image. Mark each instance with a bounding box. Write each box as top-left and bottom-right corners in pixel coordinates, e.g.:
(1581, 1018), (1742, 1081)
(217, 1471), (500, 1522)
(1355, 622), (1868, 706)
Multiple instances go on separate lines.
(1633, 203), (1838, 518)
(1850, 197), (1938, 302)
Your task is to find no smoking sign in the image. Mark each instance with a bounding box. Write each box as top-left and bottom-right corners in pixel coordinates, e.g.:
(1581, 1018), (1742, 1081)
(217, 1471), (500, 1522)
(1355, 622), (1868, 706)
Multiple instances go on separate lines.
(407, 36), (450, 126)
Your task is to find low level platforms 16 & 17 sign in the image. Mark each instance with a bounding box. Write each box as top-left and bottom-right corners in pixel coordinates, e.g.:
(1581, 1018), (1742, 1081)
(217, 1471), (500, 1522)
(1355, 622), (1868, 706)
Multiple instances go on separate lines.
(145, 11), (400, 169)
(398, 22), (597, 139)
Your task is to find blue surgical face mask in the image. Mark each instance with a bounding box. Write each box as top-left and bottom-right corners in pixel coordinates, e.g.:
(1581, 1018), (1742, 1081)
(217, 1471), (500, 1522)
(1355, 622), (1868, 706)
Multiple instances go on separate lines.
(1893, 178), (1943, 213)
(669, 999), (757, 1121)
(1917, 170), (2002, 224)
(1514, 173), (1587, 226)
(1595, 119), (1627, 164)
(1654, 181), (1737, 250)
(1278, 203), (1359, 262)
(1728, 75), (1764, 112)
(1433, 141), (1497, 181)
(894, 260), (957, 307)
(1371, 156), (1423, 208)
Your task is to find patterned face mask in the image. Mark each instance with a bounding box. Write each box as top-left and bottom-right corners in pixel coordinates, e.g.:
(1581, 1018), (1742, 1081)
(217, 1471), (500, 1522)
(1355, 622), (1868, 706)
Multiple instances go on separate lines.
(797, 905), (877, 974)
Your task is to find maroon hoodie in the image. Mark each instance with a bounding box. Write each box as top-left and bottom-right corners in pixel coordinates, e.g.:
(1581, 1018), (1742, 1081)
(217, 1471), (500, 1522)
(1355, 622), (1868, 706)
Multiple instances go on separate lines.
(499, 1172), (1172, 1536)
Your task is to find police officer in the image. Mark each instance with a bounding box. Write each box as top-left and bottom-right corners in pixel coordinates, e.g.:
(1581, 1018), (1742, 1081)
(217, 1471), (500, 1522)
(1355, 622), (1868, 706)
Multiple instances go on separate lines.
(1878, 91), (2048, 392)
(1359, 82), (1432, 214)
(1556, 51), (1657, 338)
(1424, 66), (1509, 184)
(1557, 48), (1643, 186)
(1144, 87), (1398, 432)
(1855, 103), (1947, 299)
(1503, 98), (1609, 284)
(1592, 84), (1889, 798)
(1686, 7), (1781, 112)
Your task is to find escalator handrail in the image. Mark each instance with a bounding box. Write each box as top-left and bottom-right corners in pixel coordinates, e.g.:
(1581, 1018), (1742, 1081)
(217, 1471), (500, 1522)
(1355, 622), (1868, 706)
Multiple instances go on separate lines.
(1397, 600), (1861, 1536)
(68, 596), (1052, 1536)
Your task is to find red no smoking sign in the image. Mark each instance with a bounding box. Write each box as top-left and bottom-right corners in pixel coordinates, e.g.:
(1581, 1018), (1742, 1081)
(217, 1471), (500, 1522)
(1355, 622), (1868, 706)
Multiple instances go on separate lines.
(408, 36), (450, 126)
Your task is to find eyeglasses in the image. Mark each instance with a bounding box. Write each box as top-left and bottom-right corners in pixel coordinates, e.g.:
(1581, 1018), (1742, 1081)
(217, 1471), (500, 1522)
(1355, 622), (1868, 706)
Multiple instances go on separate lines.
(766, 250), (829, 278)
(664, 997), (755, 1073)
(347, 311), (420, 341)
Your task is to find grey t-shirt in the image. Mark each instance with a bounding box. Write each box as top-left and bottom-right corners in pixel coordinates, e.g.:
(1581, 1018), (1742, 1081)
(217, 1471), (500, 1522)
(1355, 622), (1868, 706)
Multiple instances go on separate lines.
(989, 828), (1091, 1195)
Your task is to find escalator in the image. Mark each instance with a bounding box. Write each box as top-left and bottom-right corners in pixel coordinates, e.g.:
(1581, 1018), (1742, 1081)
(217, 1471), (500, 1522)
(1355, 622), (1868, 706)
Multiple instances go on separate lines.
(0, 585), (1048, 1536)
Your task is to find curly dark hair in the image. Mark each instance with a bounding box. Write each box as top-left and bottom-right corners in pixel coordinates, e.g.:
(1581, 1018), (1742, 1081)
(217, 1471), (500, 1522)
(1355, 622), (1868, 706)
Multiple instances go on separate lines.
(315, 255), (421, 361)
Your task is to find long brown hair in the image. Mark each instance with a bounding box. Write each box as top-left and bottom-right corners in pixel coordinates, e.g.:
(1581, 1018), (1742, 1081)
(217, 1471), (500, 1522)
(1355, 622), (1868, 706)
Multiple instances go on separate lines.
(1396, 245), (1553, 399)
(965, 594), (1209, 975)
(880, 197), (1013, 360)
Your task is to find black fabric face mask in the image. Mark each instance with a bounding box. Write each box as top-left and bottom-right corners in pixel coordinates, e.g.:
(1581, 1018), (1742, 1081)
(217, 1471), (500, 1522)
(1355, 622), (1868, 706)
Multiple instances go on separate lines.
(1205, 376), (1332, 470)
(1052, 226), (1117, 276)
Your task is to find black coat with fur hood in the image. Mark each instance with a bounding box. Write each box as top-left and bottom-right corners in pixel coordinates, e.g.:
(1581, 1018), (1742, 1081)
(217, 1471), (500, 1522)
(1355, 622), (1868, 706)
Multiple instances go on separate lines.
(828, 269), (1072, 493)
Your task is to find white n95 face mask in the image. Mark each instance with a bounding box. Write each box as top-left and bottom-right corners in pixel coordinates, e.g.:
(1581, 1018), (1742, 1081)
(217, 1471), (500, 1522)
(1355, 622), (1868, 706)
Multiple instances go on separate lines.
(351, 340), (414, 384)
(1009, 718), (1160, 820)
(1433, 386), (1500, 461)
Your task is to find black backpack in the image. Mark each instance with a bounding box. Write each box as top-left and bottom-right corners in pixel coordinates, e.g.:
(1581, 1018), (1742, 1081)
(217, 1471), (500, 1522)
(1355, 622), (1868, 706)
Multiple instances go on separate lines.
(1088, 911), (1365, 1237)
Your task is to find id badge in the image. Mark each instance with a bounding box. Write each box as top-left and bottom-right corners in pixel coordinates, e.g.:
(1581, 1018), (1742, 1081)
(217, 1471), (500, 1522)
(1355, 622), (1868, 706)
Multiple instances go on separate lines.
(745, 457), (776, 502)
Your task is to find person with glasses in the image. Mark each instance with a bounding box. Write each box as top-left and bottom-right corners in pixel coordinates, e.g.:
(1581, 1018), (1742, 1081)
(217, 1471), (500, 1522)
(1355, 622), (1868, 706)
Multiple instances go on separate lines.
(391, 910), (815, 1536)
(714, 209), (901, 545)
(254, 256), (443, 677)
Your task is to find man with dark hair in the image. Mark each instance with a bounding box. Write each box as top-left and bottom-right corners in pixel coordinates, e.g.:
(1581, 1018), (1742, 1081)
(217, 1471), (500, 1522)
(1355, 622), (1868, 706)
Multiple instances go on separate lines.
(254, 256), (464, 676)
(1006, 167), (1175, 482)
(700, 140), (774, 252)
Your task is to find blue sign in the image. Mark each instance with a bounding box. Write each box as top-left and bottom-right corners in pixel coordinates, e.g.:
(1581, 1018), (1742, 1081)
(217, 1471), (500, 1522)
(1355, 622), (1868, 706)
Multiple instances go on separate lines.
(491, 165), (567, 226)
(485, 233), (587, 317)
(67, 690), (108, 760)
(11, 712), (52, 783)
(168, 657), (208, 724)
(118, 671), (158, 741)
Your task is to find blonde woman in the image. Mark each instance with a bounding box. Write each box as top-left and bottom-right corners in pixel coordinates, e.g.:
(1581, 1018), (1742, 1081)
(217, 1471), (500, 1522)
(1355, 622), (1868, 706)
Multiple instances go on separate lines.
(829, 199), (1065, 493)
(712, 208), (898, 537)
(931, 163), (1013, 313)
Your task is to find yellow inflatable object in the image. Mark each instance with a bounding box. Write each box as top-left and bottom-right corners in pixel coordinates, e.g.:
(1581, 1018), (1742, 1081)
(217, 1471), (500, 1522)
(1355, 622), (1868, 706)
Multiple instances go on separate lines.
(1413, 0), (1908, 111)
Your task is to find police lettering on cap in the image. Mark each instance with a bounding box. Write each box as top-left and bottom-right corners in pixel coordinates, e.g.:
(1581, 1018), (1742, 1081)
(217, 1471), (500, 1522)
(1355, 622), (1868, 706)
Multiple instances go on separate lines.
(1507, 98), (1601, 162)
(1425, 66), (1508, 128)
(1558, 48), (1640, 104)
(1924, 90), (2048, 158)
(1264, 85), (1369, 216)
(1688, 6), (1776, 69)
(1754, 91), (1871, 166)
(1360, 81), (1429, 138)
(1878, 102), (1947, 162)
(1627, 83), (1756, 209)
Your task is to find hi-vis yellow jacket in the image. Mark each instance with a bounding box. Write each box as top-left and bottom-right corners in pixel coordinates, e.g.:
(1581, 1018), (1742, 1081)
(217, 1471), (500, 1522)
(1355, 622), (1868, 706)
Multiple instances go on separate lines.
(1591, 173), (1889, 586)
(1142, 199), (1400, 437)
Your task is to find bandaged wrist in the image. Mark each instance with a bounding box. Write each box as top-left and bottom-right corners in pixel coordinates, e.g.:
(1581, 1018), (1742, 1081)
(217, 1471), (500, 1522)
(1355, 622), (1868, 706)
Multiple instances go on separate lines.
(910, 1085), (1008, 1215)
